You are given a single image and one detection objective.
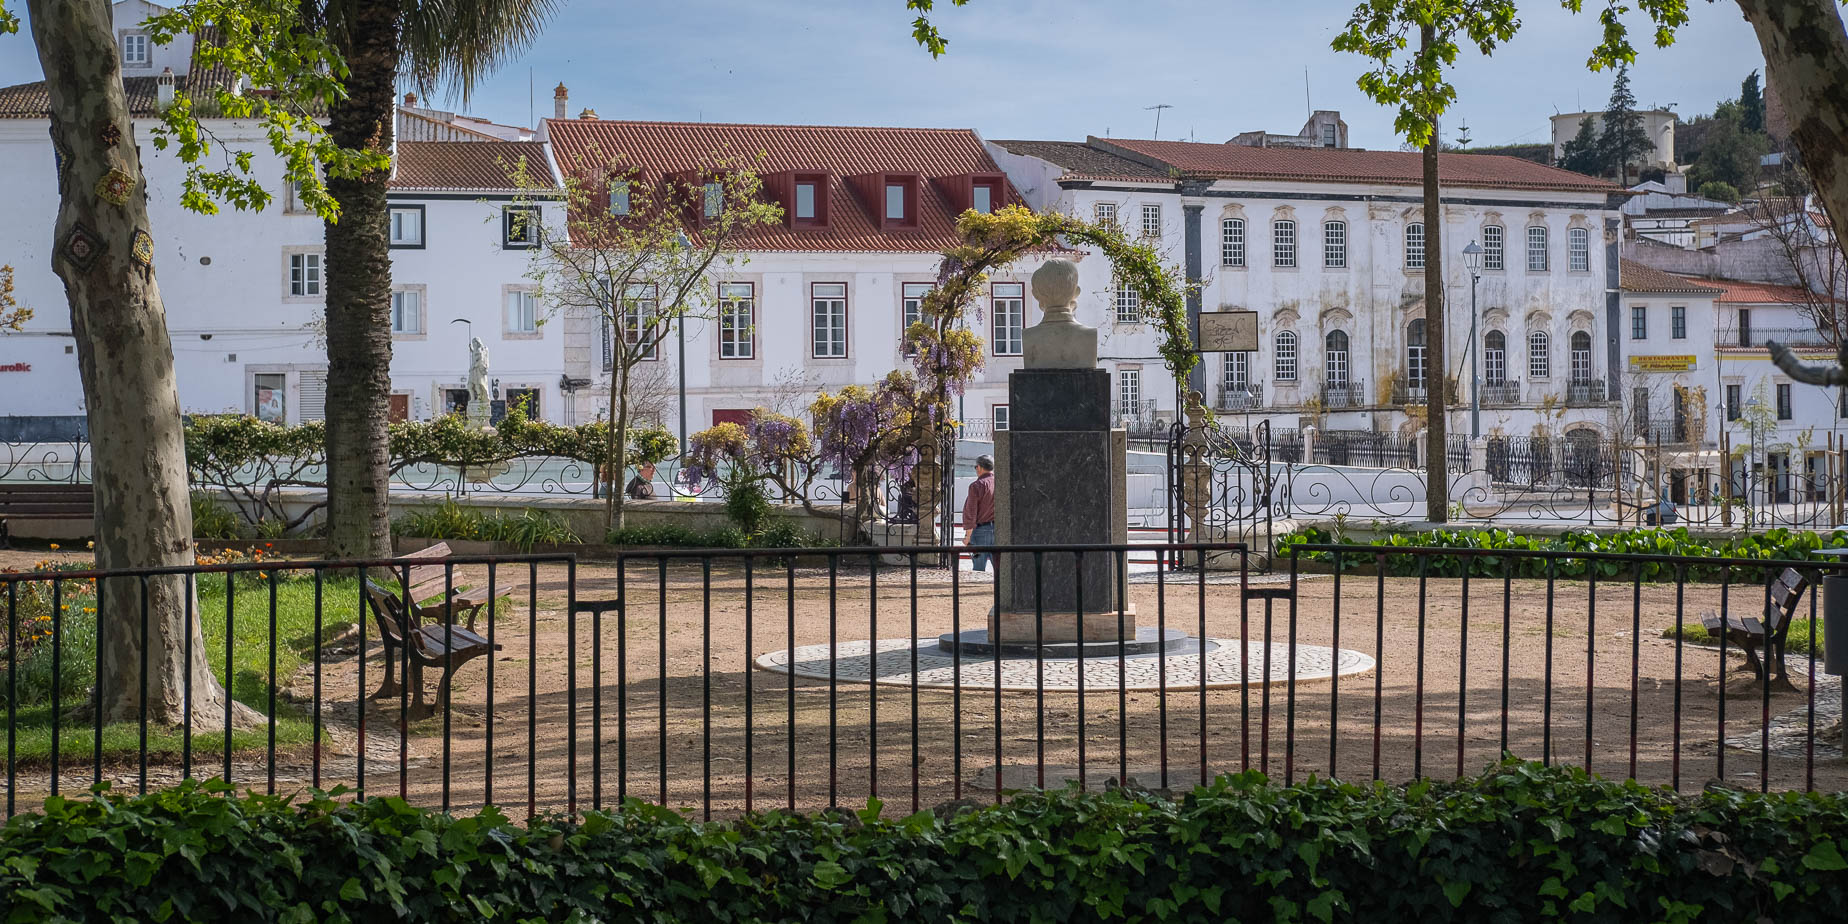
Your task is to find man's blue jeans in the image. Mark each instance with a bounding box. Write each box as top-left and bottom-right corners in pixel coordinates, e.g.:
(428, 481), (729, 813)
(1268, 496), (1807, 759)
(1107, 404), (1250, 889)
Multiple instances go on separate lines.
(970, 522), (995, 572)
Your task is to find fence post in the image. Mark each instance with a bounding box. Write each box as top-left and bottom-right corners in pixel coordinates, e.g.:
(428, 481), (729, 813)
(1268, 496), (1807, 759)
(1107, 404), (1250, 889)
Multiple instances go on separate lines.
(1834, 435), (1845, 526)
(1720, 430), (1734, 528)
(1302, 425), (1317, 468)
(1467, 436), (1490, 510)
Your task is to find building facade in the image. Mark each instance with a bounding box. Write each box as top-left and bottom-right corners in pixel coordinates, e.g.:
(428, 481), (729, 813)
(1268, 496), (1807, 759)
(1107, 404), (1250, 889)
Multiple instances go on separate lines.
(989, 134), (1628, 444)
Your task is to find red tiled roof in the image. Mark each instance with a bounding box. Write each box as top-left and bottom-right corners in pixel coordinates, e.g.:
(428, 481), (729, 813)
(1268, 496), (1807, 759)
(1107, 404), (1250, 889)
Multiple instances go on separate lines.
(1, 27), (238, 119)
(391, 141), (554, 190)
(543, 118), (1025, 252)
(1702, 277), (1834, 305)
(1092, 137), (1620, 193)
(1619, 260), (1722, 295)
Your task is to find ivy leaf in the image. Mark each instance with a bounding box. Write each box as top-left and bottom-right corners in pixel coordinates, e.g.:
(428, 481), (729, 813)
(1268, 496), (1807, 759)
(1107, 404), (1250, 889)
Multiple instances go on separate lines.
(1801, 840), (1847, 871)
(1442, 880), (1470, 907)
(811, 860), (852, 890)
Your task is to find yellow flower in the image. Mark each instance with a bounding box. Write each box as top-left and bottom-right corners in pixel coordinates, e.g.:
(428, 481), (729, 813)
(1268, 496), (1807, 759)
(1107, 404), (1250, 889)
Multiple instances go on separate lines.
(86, 541), (94, 550)
(48, 543), (59, 551)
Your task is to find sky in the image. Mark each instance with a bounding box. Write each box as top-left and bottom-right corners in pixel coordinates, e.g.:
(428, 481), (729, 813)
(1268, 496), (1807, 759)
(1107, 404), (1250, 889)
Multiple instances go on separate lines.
(0, 1), (1772, 149)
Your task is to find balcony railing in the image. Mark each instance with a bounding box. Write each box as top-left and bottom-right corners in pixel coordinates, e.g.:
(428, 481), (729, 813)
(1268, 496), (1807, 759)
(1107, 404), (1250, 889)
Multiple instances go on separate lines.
(1113, 399), (1160, 430)
(1565, 378), (1606, 407)
(1321, 380), (1366, 409)
(1719, 326), (1839, 349)
(1390, 378), (1460, 406)
(1217, 383), (1264, 411)
(1480, 380), (1521, 405)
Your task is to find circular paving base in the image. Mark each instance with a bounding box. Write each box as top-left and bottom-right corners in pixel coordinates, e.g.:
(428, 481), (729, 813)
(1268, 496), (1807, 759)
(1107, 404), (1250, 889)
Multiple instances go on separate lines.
(755, 638), (1376, 692)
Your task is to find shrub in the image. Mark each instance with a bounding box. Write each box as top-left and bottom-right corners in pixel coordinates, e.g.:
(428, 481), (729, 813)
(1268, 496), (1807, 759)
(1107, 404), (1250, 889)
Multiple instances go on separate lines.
(1698, 179), (1742, 202)
(1, 761), (1844, 922)
(605, 521), (834, 551)
(394, 500), (580, 552)
(190, 492), (244, 540)
(1281, 525), (1848, 582)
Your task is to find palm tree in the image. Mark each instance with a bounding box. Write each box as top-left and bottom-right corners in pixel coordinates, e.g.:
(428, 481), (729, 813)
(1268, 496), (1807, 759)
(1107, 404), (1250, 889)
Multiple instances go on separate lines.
(317, 0), (559, 559)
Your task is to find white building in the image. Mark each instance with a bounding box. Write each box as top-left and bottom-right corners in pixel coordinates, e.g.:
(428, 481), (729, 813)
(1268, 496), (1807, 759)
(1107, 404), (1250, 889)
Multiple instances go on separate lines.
(988, 133), (1628, 443)
(1621, 175), (1730, 249)
(1550, 108), (1678, 172)
(0, 2), (567, 435)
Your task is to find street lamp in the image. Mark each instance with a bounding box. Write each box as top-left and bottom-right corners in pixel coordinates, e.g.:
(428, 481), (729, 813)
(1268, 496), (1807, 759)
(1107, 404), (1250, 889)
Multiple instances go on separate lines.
(1462, 240), (1484, 439)
(673, 232), (691, 469)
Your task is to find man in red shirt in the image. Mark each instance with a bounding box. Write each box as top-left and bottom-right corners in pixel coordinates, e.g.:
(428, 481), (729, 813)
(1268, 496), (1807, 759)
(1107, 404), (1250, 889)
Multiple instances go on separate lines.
(962, 454), (996, 571)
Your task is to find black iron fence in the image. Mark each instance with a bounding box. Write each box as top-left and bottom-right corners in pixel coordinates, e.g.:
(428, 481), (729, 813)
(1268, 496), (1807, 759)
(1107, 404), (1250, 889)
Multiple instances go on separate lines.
(4, 542), (1843, 822)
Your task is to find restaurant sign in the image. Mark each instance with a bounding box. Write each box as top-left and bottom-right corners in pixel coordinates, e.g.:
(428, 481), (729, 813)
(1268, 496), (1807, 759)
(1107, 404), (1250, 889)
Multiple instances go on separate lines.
(1628, 355), (1697, 372)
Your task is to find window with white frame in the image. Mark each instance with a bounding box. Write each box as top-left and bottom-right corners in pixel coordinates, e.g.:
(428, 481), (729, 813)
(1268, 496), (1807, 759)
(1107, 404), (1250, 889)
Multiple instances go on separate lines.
(1223, 351), (1249, 392)
(1273, 220), (1296, 268)
(719, 282), (754, 358)
(1141, 203), (1162, 239)
(1569, 331), (1592, 384)
(992, 283), (1025, 356)
(388, 206), (424, 248)
(1221, 218), (1245, 267)
(1405, 222), (1425, 270)
(1324, 330), (1350, 388)
(1115, 282), (1140, 323)
(1526, 225), (1548, 271)
(121, 33), (149, 66)
(621, 284), (660, 361)
(1323, 220), (1346, 269)
(288, 252), (322, 297)
(1274, 330), (1298, 381)
(900, 282), (931, 355)
(1485, 331), (1507, 384)
(503, 206), (540, 248)
(1093, 201), (1117, 230)
(1528, 330), (1550, 379)
(992, 405), (1010, 431)
(1321, 123), (1337, 147)
(505, 290), (538, 335)
(1118, 368), (1142, 415)
(1631, 305), (1648, 340)
(1483, 225), (1505, 270)
(1406, 319), (1426, 384)
(1671, 305), (1686, 339)
(812, 282), (848, 358)
(794, 181), (818, 220)
(390, 289), (422, 335)
(1569, 227), (1590, 272)
(884, 183), (907, 221)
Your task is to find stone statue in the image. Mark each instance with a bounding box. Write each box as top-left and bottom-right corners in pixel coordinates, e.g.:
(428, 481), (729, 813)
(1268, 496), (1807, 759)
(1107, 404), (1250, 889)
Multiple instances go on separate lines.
(1024, 258), (1097, 369)
(467, 337), (490, 424)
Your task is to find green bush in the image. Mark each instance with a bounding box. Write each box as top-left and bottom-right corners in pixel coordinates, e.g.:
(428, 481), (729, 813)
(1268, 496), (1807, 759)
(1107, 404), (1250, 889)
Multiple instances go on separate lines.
(394, 500), (580, 552)
(190, 492), (245, 541)
(1281, 525), (1848, 582)
(2, 761), (1844, 922)
(722, 479), (775, 538)
(605, 520), (833, 550)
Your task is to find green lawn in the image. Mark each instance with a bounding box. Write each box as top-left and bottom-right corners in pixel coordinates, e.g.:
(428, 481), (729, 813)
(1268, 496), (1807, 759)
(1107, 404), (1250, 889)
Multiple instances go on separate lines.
(2, 574), (363, 767)
(1662, 616), (1824, 657)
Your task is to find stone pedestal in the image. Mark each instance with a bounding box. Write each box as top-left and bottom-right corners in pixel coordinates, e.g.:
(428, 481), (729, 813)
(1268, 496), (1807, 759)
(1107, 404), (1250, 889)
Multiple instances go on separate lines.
(993, 367), (1133, 641)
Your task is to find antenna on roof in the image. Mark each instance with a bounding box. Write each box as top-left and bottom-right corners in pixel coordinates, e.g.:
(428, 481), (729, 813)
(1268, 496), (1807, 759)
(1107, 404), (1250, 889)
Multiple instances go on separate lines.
(1145, 104), (1173, 140)
(528, 68), (534, 132)
(1305, 67), (1311, 118)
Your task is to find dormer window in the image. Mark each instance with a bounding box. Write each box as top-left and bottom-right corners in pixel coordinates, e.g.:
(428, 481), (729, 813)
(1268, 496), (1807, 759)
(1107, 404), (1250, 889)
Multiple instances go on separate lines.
(972, 183), (996, 214)
(849, 171), (920, 230)
(608, 179), (631, 217)
(121, 33), (150, 67)
(773, 170), (830, 229)
(795, 181), (818, 220)
(939, 171), (1005, 216)
(703, 181), (724, 219)
(885, 183), (907, 221)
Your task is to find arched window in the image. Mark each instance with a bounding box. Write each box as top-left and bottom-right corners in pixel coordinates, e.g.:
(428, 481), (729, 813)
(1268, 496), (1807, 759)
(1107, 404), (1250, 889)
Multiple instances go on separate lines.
(1273, 330), (1297, 381)
(1485, 331), (1507, 385)
(1324, 330), (1350, 388)
(1405, 222), (1426, 269)
(1569, 331), (1593, 384)
(1528, 330), (1550, 379)
(1406, 319), (1427, 387)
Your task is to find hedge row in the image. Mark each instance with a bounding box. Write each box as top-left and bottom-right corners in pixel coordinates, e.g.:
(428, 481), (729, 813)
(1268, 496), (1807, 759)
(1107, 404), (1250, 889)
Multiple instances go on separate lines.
(1280, 525), (1848, 580)
(3, 761), (1845, 922)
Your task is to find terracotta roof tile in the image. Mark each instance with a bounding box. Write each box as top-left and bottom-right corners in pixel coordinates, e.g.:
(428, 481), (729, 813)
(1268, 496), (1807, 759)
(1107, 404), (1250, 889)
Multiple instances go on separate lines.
(1702, 277), (1835, 305)
(0, 26), (238, 119)
(391, 141), (554, 190)
(1093, 137), (1620, 193)
(987, 139), (1172, 182)
(543, 118), (1025, 252)
(1619, 260), (1722, 295)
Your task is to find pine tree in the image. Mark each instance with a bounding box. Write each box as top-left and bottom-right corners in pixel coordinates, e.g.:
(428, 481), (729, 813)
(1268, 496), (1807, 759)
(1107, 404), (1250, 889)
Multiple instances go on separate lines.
(1600, 64), (1654, 186)
(1740, 70), (1765, 134)
(1558, 116), (1605, 176)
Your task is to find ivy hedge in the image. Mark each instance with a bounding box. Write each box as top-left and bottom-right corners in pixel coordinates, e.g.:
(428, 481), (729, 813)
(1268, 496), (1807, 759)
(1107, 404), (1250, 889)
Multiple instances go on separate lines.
(1280, 525), (1848, 581)
(3, 761), (1845, 922)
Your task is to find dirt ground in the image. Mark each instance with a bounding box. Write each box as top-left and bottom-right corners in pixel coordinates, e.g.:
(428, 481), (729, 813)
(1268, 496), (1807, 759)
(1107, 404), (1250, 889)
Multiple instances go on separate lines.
(5, 548), (1845, 818)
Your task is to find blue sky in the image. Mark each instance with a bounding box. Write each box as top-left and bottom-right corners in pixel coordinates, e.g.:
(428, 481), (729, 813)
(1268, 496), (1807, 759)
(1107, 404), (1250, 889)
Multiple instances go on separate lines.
(3, 1), (1770, 148)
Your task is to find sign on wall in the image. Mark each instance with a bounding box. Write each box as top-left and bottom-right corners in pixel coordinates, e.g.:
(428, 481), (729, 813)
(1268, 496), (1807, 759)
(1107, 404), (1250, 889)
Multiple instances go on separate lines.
(1197, 310), (1259, 353)
(1628, 355), (1697, 372)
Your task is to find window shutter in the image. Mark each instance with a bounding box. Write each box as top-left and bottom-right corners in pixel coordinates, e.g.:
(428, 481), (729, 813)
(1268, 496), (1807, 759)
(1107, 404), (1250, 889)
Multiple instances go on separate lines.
(299, 369), (329, 421)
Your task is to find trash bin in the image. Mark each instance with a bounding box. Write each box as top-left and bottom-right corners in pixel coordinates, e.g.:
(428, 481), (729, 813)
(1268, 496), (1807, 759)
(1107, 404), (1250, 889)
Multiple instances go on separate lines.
(1826, 573), (1848, 677)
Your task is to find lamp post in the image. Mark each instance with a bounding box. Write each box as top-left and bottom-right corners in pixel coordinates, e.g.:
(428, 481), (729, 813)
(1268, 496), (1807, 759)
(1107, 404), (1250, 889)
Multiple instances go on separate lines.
(1462, 240), (1483, 439)
(673, 232), (691, 468)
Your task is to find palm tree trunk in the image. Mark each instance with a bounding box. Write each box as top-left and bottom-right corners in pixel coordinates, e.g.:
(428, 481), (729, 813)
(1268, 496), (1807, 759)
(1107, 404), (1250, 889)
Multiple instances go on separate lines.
(1421, 23), (1449, 524)
(26, 0), (255, 728)
(322, 0), (401, 561)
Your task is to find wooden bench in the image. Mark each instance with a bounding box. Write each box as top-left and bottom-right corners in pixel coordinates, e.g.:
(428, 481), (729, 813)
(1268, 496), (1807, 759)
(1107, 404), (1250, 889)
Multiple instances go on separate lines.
(361, 580), (500, 717)
(388, 541), (528, 632)
(0, 483), (93, 548)
(1701, 566), (1813, 690)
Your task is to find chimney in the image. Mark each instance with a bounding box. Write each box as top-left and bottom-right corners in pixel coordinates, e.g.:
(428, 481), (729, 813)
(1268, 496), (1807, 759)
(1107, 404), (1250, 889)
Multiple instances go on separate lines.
(1664, 171), (1688, 194)
(553, 82), (568, 119)
(578, 108), (598, 120)
(156, 67), (175, 110)
(403, 91), (418, 108)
